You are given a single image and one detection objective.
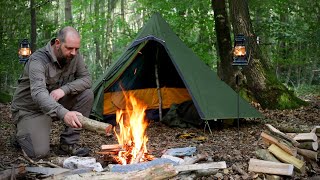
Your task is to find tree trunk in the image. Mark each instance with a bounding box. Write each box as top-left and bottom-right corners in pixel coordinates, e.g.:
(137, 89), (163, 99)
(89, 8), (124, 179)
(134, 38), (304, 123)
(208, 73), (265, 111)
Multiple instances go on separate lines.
(228, 0), (306, 109)
(65, 0), (73, 25)
(94, 0), (101, 80)
(30, 0), (37, 52)
(211, 0), (236, 86)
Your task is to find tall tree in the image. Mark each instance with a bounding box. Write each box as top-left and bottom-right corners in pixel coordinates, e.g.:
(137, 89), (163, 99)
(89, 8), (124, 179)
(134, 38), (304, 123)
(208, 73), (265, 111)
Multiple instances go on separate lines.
(211, 0), (235, 86)
(65, 0), (73, 24)
(30, 0), (37, 52)
(228, 0), (306, 109)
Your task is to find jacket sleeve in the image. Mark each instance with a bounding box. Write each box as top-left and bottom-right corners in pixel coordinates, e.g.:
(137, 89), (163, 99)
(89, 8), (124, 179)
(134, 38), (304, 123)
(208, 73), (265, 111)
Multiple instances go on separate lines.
(60, 55), (92, 95)
(29, 58), (69, 120)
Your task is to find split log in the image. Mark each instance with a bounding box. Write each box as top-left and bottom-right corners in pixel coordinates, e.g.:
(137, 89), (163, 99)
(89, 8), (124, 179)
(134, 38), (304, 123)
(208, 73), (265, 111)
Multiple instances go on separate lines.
(265, 124), (300, 147)
(261, 132), (297, 156)
(96, 151), (118, 155)
(50, 163), (178, 180)
(293, 133), (317, 142)
(297, 148), (318, 161)
(77, 115), (112, 135)
(248, 158), (294, 176)
(268, 144), (305, 173)
(297, 141), (318, 151)
(174, 161), (226, 172)
(101, 144), (123, 151)
(255, 149), (280, 162)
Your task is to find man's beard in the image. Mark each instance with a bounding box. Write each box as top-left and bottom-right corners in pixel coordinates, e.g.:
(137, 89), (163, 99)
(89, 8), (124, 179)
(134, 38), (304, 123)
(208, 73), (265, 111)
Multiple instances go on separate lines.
(57, 46), (73, 66)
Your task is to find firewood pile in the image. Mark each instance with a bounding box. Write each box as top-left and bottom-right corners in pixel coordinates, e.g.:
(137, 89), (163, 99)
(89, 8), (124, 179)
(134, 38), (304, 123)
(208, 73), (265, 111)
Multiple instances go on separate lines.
(249, 124), (320, 177)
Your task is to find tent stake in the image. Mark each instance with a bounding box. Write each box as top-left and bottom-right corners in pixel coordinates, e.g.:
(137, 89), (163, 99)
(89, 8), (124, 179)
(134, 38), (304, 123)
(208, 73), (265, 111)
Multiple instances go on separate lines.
(155, 47), (162, 121)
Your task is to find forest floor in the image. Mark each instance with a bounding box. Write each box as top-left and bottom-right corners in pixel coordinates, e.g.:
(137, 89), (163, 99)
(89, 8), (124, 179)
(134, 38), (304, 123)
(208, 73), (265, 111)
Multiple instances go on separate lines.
(1, 95), (320, 179)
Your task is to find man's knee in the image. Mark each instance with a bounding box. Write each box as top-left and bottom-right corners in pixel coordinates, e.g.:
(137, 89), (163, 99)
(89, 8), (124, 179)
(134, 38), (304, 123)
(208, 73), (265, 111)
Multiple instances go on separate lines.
(81, 89), (94, 103)
(16, 133), (50, 159)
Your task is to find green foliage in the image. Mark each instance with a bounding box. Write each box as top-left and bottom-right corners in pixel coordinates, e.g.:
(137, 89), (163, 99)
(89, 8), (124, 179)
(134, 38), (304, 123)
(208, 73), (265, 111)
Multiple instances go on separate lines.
(295, 85), (320, 96)
(0, 92), (12, 104)
(1, 0), (319, 102)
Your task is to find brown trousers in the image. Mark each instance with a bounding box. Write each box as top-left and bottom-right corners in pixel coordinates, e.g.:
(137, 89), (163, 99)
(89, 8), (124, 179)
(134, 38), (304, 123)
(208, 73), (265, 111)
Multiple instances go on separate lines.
(14, 89), (94, 158)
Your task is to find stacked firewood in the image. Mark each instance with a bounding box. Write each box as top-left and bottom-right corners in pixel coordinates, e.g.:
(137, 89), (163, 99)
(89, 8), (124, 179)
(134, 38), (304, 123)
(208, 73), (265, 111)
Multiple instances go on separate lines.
(249, 124), (320, 177)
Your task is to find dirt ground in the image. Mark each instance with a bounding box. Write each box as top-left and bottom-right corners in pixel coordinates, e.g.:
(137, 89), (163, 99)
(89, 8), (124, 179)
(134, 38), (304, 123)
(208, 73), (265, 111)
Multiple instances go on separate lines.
(0, 95), (319, 179)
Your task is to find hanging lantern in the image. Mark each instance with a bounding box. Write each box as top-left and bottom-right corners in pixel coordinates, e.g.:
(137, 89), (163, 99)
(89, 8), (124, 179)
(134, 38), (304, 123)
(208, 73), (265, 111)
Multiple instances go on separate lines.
(18, 39), (32, 63)
(232, 34), (248, 66)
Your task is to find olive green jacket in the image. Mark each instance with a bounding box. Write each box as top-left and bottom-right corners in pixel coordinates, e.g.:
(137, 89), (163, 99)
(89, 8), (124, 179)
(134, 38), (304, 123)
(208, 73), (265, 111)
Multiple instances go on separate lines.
(11, 39), (92, 121)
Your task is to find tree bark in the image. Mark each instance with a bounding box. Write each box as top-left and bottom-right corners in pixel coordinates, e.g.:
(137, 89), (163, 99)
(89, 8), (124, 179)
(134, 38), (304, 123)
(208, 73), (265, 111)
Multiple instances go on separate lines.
(211, 0), (236, 86)
(228, 0), (306, 109)
(65, 0), (73, 25)
(30, 0), (37, 52)
(77, 115), (112, 135)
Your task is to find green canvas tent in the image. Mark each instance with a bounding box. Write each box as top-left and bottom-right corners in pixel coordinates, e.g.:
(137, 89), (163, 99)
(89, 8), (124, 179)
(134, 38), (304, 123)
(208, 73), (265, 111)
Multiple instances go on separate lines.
(91, 13), (262, 124)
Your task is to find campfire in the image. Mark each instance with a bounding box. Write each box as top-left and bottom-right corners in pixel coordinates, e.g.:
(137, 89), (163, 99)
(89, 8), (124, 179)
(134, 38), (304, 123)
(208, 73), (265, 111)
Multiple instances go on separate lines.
(99, 92), (154, 165)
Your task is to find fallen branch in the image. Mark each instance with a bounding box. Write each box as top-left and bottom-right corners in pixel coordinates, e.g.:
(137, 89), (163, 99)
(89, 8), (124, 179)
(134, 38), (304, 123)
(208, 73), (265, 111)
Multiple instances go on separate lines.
(182, 154), (207, 165)
(265, 124), (300, 147)
(231, 164), (249, 179)
(21, 150), (43, 167)
(77, 115), (112, 135)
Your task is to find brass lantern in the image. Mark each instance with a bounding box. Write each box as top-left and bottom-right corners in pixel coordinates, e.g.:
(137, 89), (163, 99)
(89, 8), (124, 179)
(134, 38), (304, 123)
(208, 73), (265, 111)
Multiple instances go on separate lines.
(232, 34), (248, 66)
(18, 39), (32, 63)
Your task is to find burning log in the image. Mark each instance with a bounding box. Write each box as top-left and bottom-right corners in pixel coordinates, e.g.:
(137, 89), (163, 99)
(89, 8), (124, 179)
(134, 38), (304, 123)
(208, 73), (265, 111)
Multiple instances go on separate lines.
(101, 144), (123, 151)
(268, 144), (305, 173)
(248, 158), (294, 176)
(77, 115), (112, 135)
(261, 132), (297, 156)
(133, 147), (145, 164)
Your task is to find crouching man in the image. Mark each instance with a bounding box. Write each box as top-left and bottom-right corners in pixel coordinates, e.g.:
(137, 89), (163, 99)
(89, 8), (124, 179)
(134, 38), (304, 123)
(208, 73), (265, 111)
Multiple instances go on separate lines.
(11, 26), (93, 159)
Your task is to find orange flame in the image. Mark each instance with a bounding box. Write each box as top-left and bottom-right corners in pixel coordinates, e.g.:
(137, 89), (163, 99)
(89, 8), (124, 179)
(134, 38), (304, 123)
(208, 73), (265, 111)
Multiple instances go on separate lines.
(114, 92), (149, 165)
(233, 45), (246, 56)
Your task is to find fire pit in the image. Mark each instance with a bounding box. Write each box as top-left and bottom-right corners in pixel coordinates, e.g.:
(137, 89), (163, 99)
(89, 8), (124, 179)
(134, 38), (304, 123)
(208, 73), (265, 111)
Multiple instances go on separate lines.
(98, 92), (154, 164)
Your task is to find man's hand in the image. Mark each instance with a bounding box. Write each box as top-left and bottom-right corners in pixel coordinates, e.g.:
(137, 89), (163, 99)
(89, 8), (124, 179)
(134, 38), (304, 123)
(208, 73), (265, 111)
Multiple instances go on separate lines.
(64, 111), (83, 128)
(50, 88), (65, 101)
